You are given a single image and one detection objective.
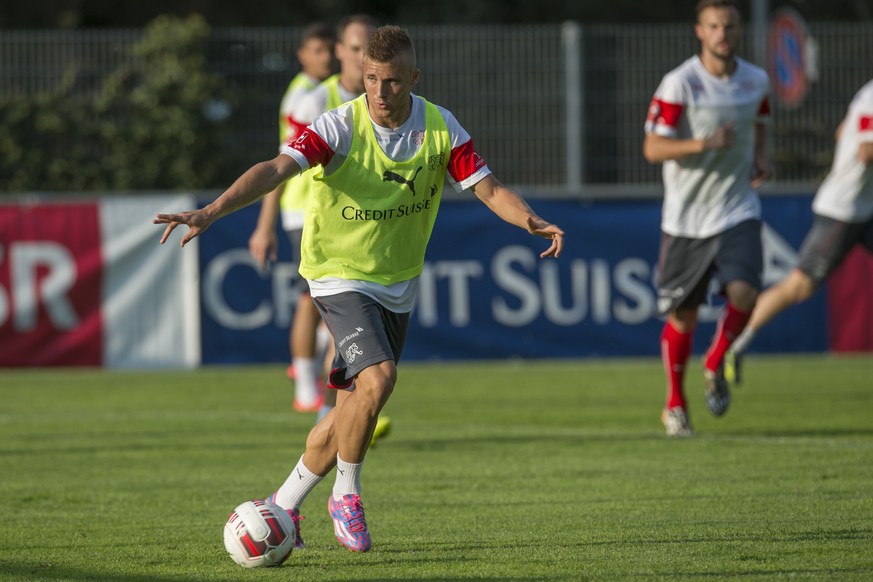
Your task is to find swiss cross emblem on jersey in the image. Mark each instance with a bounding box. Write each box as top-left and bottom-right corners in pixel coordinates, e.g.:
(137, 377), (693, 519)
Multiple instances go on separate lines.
(292, 131), (309, 151)
(427, 152), (445, 170)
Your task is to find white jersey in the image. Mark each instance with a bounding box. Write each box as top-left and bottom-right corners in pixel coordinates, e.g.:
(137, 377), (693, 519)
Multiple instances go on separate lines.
(294, 81), (361, 125)
(278, 73), (319, 143)
(280, 94), (492, 312)
(645, 56), (770, 238)
(276, 73), (320, 230)
(812, 79), (873, 223)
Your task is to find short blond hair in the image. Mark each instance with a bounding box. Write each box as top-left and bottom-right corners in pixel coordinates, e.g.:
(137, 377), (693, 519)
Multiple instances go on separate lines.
(364, 25), (416, 67)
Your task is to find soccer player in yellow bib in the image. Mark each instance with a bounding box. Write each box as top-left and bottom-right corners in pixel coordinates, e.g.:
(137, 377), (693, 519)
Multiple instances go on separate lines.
(249, 16), (378, 423)
(249, 22), (336, 415)
(156, 25), (564, 553)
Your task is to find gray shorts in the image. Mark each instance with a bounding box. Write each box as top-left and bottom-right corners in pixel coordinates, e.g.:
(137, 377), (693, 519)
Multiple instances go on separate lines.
(312, 292), (410, 389)
(656, 219), (763, 315)
(796, 214), (873, 285)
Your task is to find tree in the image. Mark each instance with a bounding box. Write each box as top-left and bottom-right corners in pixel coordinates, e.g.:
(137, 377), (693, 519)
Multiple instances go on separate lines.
(0, 15), (234, 192)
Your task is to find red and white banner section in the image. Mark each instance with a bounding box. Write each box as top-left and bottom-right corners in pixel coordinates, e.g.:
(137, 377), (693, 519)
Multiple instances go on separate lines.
(827, 247), (873, 352)
(100, 196), (200, 368)
(0, 195), (199, 368)
(0, 201), (103, 365)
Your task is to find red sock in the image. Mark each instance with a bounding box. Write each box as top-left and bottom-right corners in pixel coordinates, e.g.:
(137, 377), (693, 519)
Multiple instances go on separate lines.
(661, 320), (693, 410)
(704, 302), (752, 372)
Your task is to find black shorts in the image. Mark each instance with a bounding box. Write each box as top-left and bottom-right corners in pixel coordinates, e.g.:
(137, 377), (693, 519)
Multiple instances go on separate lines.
(656, 219), (763, 315)
(796, 214), (873, 285)
(312, 292), (410, 389)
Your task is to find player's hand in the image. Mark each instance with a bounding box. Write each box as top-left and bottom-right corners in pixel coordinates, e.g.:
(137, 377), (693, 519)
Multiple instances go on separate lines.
(703, 121), (735, 151)
(248, 228), (278, 270)
(153, 209), (213, 247)
(526, 217), (565, 258)
(751, 156), (773, 188)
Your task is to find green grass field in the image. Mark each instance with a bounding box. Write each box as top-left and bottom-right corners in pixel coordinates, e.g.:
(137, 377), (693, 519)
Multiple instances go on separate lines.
(1, 356), (872, 581)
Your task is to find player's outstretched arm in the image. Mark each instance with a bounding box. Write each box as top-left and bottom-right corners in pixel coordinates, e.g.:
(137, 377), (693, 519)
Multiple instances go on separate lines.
(471, 174), (564, 258)
(154, 154), (301, 248)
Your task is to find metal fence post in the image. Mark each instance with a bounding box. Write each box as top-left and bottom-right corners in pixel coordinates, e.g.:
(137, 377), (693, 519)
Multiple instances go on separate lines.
(562, 21), (583, 195)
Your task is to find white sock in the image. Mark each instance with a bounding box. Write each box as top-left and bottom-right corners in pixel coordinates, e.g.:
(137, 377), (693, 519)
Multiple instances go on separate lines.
(293, 358), (320, 406)
(273, 455), (323, 510)
(332, 455), (362, 499)
(315, 325), (332, 359)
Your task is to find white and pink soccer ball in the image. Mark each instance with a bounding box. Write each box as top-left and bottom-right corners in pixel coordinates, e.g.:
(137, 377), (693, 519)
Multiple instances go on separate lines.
(223, 499), (296, 568)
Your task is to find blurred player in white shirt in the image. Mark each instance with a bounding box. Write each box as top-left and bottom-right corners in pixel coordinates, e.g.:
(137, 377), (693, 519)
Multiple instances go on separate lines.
(249, 17), (377, 419)
(643, 0), (771, 436)
(728, 79), (873, 377)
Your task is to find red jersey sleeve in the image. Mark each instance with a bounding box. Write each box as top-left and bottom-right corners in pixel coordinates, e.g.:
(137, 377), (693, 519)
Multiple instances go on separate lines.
(646, 98), (684, 130)
(447, 139), (487, 183)
(287, 129), (334, 168)
(283, 116), (310, 143)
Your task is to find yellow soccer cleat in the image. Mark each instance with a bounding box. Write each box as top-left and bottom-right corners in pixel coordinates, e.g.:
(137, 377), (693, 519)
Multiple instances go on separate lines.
(724, 349), (742, 385)
(370, 415), (392, 447)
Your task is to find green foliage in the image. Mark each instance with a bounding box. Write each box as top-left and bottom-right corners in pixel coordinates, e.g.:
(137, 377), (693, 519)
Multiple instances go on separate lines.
(0, 14), (233, 192)
(1, 356), (872, 580)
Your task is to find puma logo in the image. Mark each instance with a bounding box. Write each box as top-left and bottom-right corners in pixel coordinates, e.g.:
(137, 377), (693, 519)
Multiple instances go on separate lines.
(382, 166), (423, 195)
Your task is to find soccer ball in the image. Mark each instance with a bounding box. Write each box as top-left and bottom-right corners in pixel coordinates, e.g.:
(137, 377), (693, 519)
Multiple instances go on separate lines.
(223, 499), (296, 568)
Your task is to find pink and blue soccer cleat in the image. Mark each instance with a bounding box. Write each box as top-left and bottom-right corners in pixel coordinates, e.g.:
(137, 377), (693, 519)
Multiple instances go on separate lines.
(328, 494), (371, 552)
(266, 493), (305, 549)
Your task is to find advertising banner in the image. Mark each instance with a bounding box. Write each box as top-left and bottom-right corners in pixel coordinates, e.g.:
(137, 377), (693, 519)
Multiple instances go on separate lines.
(4, 193), (858, 368)
(101, 195), (201, 368)
(0, 195), (199, 368)
(827, 247), (873, 352)
(0, 202), (103, 366)
(198, 195), (830, 364)
(197, 202), (303, 364)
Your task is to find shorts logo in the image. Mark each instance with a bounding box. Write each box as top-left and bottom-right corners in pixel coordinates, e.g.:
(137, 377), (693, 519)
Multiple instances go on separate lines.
(345, 343), (364, 363)
(337, 327), (365, 349)
(657, 287), (685, 313)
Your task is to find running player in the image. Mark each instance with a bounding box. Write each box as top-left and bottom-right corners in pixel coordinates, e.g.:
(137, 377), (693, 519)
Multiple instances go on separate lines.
(727, 78), (873, 378)
(643, 0), (771, 436)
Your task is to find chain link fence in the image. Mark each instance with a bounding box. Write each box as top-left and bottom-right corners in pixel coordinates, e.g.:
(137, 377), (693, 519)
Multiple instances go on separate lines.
(1, 22), (870, 195)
